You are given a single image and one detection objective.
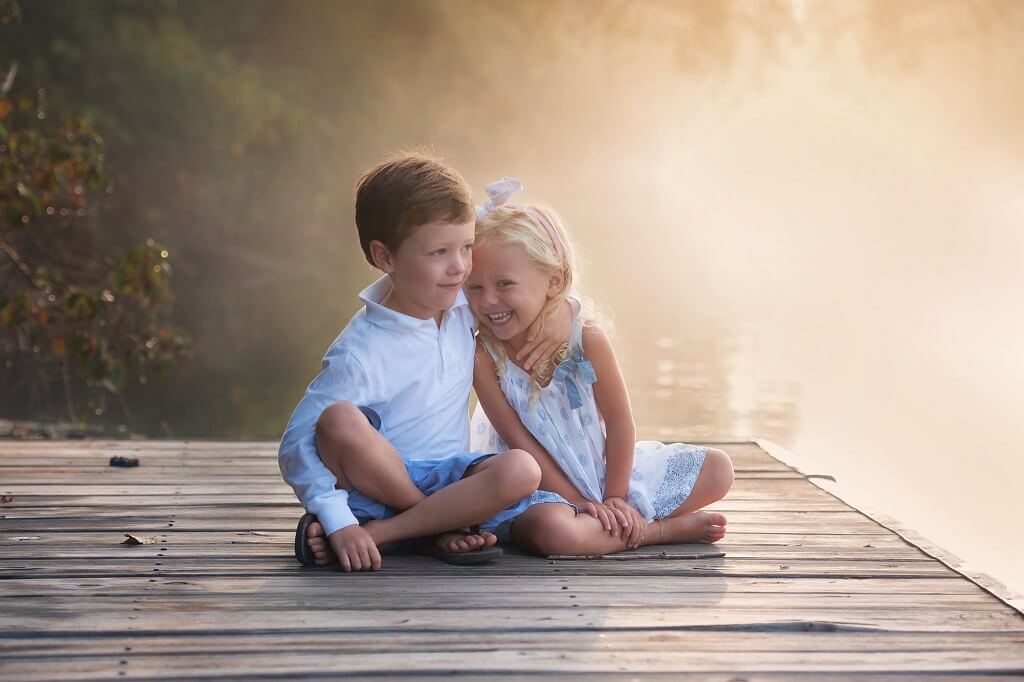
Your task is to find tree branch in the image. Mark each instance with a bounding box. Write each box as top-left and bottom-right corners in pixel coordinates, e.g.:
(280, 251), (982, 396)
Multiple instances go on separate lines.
(0, 238), (40, 290)
(1, 61), (16, 96)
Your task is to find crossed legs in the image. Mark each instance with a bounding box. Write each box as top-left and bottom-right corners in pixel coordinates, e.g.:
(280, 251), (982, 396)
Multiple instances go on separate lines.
(513, 447), (734, 557)
(305, 401), (541, 566)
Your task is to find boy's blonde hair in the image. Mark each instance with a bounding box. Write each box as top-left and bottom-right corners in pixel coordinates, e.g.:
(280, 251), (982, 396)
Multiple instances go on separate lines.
(475, 204), (602, 394)
(354, 151), (474, 266)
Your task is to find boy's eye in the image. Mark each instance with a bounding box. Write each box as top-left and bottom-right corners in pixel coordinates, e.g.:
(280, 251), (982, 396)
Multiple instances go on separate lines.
(462, 244), (473, 251)
(497, 280), (513, 288)
(432, 248), (446, 255)
(465, 283), (481, 291)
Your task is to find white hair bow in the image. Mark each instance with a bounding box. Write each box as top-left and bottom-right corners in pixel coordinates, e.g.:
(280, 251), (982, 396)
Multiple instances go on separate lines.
(475, 176), (523, 219)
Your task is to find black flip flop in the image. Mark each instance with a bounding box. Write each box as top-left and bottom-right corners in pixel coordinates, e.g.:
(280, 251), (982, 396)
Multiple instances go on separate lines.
(294, 513), (334, 567)
(426, 525), (503, 565)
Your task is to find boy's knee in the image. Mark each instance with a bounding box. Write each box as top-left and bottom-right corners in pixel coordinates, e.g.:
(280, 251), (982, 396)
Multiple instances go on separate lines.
(315, 401), (372, 452)
(705, 448), (735, 496)
(493, 449), (542, 498)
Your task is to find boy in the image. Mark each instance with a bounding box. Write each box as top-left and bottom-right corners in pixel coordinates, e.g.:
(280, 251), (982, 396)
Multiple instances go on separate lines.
(279, 152), (563, 572)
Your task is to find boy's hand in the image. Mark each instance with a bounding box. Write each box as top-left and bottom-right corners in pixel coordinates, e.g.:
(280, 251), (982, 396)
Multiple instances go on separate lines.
(517, 299), (574, 371)
(604, 496), (646, 549)
(328, 525), (382, 572)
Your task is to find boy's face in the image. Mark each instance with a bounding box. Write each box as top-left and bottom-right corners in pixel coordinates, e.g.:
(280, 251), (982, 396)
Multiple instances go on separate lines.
(372, 219), (476, 320)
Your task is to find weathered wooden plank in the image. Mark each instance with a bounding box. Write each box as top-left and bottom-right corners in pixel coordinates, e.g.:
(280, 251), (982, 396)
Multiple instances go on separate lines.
(0, 543), (935, 563)
(0, 530), (918, 550)
(0, 603), (1020, 633)
(0, 476), (828, 496)
(0, 589), (1004, 612)
(0, 672), (1011, 682)
(0, 498), (851, 514)
(0, 556), (961, 579)
(0, 505), (869, 523)
(1, 643), (1023, 681)
(2, 630), (1021, 657)
(0, 574), (983, 594)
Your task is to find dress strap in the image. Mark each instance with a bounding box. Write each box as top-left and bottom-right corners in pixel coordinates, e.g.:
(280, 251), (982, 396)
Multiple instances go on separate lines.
(552, 316), (597, 410)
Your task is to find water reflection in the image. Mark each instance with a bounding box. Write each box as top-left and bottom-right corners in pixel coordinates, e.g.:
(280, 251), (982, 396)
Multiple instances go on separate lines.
(623, 330), (799, 447)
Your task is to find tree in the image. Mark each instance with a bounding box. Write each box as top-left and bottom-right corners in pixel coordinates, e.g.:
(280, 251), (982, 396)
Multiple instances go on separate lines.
(0, 0), (189, 426)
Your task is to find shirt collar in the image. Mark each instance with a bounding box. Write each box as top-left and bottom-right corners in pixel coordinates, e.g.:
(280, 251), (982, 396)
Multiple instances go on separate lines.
(358, 275), (468, 332)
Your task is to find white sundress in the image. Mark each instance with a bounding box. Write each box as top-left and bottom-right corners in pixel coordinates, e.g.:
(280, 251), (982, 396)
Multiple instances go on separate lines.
(470, 317), (708, 522)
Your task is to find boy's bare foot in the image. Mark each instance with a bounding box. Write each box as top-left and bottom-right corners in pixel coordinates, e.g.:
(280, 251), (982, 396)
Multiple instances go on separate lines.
(435, 529), (498, 554)
(654, 511), (727, 544)
(306, 520), (336, 566)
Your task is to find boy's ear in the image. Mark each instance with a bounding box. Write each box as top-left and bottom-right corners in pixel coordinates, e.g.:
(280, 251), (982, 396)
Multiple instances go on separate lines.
(547, 268), (565, 298)
(368, 240), (395, 272)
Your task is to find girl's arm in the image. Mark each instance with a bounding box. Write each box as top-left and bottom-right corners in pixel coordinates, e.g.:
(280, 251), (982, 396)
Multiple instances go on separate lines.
(472, 341), (589, 506)
(581, 323), (637, 501)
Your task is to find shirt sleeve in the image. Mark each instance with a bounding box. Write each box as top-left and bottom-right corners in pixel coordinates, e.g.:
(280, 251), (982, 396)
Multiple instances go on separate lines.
(278, 348), (374, 536)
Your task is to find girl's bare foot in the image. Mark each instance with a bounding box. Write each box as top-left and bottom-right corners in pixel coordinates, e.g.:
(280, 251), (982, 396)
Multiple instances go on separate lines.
(435, 529), (498, 554)
(306, 520), (336, 566)
(653, 511), (727, 545)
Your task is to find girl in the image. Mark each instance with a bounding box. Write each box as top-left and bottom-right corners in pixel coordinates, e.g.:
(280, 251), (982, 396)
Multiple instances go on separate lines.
(466, 178), (734, 556)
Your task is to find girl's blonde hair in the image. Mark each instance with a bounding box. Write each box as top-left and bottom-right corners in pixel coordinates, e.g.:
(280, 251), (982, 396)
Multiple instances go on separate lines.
(475, 204), (603, 396)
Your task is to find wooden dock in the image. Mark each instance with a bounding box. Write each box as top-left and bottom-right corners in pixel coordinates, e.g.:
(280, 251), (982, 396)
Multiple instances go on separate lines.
(1, 440), (1021, 680)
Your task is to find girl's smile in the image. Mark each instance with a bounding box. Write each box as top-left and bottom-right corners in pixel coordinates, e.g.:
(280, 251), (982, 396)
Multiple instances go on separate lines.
(464, 241), (561, 350)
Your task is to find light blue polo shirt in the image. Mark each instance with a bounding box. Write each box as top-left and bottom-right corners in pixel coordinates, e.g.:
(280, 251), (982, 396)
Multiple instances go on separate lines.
(278, 276), (477, 535)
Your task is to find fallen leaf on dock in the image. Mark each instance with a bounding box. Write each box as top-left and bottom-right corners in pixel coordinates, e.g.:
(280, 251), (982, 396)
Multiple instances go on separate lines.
(121, 534), (158, 545)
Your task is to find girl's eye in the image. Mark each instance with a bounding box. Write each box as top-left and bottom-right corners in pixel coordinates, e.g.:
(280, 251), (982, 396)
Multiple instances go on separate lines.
(432, 249), (447, 256)
(465, 284), (481, 291)
(462, 244), (473, 251)
(497, 280), (513, 288)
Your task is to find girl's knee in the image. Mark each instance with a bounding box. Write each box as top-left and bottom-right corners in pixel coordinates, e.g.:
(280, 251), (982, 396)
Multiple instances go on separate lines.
(705, 448), (735, 497)
(315, 401), (371, 450)
(519, 510), (580, 556)
(493, 449), (542, 498)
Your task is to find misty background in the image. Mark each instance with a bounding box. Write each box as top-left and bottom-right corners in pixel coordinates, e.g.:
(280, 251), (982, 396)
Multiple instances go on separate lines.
(2, 1), (1021, 595)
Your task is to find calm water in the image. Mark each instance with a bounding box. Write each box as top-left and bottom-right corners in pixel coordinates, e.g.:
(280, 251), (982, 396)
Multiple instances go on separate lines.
(618, 325), (1023, 599)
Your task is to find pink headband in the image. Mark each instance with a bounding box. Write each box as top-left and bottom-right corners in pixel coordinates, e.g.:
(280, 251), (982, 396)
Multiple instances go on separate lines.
(476, 177), (564, 263)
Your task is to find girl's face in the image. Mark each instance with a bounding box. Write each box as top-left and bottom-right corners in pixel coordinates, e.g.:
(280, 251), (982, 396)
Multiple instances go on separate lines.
(464, 240), (561, 346)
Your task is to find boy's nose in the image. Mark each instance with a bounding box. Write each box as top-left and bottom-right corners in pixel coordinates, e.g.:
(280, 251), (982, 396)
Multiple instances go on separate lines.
(449, 253), (469, 276)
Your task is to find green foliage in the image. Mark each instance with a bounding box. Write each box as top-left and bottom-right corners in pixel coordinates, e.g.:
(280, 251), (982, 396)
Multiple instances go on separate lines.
(0, 7), (190, 423)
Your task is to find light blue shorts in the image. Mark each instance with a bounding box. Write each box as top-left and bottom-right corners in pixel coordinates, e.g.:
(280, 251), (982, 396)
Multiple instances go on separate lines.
(334, 406), (533, 537)
(345, 452), (531, 534)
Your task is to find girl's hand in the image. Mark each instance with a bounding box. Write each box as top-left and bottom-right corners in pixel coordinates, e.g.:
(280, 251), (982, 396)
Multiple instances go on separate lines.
(575, 500), (629, 537)
(604, 496), (646, 549)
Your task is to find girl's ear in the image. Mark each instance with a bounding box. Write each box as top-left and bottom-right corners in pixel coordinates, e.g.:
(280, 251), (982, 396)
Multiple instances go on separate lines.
(369, 240), (396, 273)
(546, 268), (565, 298)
